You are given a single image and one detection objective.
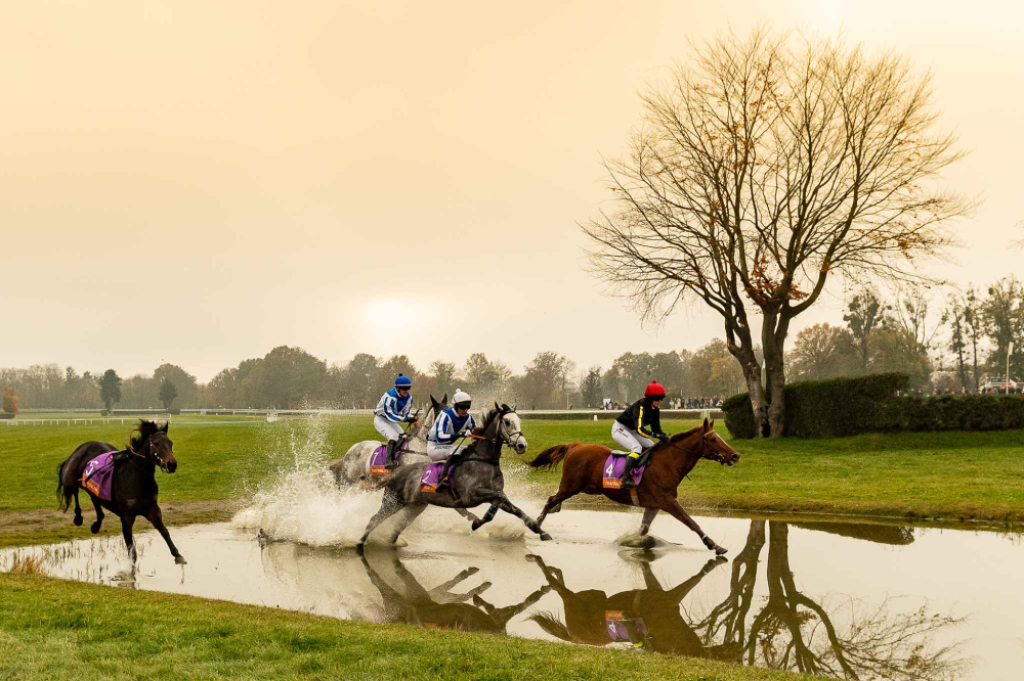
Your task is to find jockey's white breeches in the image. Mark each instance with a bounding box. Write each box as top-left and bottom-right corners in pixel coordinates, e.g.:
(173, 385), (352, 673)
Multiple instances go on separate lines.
(374, 416), (404, 443)
(611, 423), (653, 455)
(427, 441), (468, 462)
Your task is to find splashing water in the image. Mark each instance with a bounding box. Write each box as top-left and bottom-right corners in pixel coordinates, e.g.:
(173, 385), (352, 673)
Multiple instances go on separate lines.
(231, 415), (537, 547)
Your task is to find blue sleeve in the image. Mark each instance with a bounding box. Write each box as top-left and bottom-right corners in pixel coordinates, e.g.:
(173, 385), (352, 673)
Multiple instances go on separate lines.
(401, 399), (415, 422)
(466, 415), (477, 433)
(432, 413), (453, 443)
(382, 394), (403, 423)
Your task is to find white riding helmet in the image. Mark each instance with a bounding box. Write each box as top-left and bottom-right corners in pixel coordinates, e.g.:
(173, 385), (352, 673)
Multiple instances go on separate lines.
(453, 389), (472, 409)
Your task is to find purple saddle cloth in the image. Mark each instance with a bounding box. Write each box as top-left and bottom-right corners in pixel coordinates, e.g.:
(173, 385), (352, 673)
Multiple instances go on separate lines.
(605, 611), (648, 641)
(82, 451), (117, 500)
(419, 462), (445, 493)
(602, 453), (646, 489)
(369, 445), (391, 476)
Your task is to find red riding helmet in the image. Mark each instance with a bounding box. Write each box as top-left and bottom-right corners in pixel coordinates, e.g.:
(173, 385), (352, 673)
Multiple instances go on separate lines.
(644, 380), (666, 399)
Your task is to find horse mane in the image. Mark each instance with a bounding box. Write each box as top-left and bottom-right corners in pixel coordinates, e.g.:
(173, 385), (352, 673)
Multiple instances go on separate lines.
(669, 425), (703, 443)
(130, 419), (168, 451)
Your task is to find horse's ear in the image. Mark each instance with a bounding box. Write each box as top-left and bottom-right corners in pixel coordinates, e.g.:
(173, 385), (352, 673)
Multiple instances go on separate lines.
(501, 403), (511, 413)
(442, 393), (448, 405)
(160, 421), (169, 433)
(709, 419), (715, 431)
(494, 401), (500, 413)
(703, 417), (710, 432)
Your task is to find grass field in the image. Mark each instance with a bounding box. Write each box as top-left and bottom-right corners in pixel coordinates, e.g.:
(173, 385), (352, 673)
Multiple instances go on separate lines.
(0, 573), (824, 681)
(2, 414), (1024, 552)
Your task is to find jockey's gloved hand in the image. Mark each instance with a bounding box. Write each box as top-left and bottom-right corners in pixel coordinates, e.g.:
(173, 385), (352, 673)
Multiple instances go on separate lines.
(657, 432), (669, 442)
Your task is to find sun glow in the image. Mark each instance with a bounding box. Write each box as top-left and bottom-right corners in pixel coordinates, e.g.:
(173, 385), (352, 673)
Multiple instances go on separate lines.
(363, 298), (419, 331)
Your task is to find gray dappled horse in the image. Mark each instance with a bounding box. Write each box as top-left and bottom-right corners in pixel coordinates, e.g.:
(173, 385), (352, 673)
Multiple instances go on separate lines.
(329, 393), (487, 527)
(356, 403), (549, 552)
(329, 394), (448, 489)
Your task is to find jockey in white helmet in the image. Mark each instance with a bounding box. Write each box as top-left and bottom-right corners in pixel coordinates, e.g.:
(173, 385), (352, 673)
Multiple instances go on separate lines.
(428, 388), (477, 487)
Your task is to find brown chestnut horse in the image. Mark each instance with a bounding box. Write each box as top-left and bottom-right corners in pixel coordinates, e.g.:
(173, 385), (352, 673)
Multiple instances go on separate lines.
(529, 419), (739, 555)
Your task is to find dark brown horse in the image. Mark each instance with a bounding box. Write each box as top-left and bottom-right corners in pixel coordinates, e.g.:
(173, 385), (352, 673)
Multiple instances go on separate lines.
(56, 419), (185, 564)
(529, 419), (739, 555)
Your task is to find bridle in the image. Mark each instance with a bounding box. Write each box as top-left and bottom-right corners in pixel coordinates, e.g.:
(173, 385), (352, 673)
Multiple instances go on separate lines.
(498, 411), (526, 451)
(126, 430), (170, 472)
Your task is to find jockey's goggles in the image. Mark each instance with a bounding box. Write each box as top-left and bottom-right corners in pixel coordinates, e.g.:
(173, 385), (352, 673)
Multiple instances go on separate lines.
(455, 402), (471, 410)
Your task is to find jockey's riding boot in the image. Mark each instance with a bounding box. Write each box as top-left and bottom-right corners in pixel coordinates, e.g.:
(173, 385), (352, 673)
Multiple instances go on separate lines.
(384, 439), (400, 469)
(437, 456), (457, 490)
(620, 453), (641, 489)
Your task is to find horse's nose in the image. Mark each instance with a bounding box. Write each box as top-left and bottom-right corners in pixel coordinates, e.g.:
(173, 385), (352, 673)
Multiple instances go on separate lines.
(516, 441), (528, 454)
(167, 459), (178, 473)
(731, 453), (740, 463)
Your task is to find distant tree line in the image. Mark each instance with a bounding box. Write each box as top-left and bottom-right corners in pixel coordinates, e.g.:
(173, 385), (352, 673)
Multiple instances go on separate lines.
(789, 277), (1024, 393)
(0, 340), (751, 411)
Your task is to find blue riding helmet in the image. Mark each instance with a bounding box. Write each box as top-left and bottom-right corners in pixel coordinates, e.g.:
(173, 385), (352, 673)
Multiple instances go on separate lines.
(394, 373), (413, 389)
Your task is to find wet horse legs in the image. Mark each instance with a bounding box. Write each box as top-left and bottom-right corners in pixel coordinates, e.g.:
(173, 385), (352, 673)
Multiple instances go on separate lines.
(492, 494), (552, 541)
(660, 497), (727, 555)
(90, 496), (105, 534)
(638, 507), (659, 536)
(356, 491), (404, 554)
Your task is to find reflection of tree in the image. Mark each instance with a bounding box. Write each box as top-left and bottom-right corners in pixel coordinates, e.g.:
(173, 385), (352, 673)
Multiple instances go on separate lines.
(528, 553), (734, 658)
(361, 554), (549, 634)
(695, 521), (966, 681)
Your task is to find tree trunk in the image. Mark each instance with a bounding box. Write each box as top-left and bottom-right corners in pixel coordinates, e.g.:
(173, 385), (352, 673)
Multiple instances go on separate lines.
(762, 311), (790, 438)
(725, 322), (768, 437)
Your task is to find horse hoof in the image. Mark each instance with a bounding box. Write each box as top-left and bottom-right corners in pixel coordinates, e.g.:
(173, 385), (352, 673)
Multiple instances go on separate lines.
(73, 515), (84, 527)
(355, 543), (365, 555)
(540, 533), (553, 542)
(471, 520), (482, 532)
(714, 545), (728, 556)
(90, 523), (102, 535)
(175, 555), (187, 565)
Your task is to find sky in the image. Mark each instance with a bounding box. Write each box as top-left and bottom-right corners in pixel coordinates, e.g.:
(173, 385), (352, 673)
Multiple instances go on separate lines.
(2, 1), (1022, 382)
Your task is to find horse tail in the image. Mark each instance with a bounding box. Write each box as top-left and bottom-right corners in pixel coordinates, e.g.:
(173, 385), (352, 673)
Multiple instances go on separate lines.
(529, 612), (572, 642)
(56, 460), (69, 512)
(528, 443), (579, 470)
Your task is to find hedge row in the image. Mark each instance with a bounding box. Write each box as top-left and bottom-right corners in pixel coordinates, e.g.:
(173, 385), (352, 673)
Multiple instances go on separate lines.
(723, 373), (1024, 438)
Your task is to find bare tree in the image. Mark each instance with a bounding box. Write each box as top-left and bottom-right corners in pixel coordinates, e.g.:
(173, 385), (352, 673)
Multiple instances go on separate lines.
(583, 28), (970, 436)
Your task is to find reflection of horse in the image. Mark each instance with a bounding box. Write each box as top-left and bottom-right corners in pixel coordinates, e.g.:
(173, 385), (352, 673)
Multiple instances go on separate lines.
(329, 394), (447, 489)
(527, 553), (736, 658)
(530, 419), (740, 554)
(358, 405), (548, 552)
(361, 553), (550, 633)
(56, 419), (185, 565)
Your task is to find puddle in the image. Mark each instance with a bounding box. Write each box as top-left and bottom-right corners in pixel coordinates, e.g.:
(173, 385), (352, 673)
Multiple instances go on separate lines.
(4, 505), (1023, 681)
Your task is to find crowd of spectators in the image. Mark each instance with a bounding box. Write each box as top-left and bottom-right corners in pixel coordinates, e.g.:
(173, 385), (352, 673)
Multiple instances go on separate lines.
(601, 396), (724, 410)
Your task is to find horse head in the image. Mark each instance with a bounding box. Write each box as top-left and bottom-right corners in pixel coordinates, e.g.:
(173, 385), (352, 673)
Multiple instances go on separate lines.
(130, 419), (177, 473)
(665, 418), (739, 467)
(494, 401), (528, 454)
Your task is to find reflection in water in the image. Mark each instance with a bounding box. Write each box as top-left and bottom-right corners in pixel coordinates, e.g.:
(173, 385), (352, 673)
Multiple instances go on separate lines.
(696, 521), (965, 681)
(529, 552), (735, 658)
(361, 553), (550, 633)
(0, 516), (983, 681)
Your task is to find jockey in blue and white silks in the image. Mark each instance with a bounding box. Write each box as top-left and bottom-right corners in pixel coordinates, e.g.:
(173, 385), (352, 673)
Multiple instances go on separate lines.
(374, 373), (417, 467)
(428, 389), (477, 488)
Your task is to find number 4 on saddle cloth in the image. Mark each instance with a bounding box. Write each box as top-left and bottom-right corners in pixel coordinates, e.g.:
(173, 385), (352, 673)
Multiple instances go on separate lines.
(602, 451), (648, 490)
(81, 451), (118, 500)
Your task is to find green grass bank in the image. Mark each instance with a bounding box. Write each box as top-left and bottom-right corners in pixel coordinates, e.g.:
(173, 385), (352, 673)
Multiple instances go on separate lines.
(0, 573), (822, 681)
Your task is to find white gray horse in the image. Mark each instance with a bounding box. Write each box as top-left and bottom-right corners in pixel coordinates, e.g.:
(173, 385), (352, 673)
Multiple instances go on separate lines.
(357, 403), (550, 552)
(329, 394), (448, 489)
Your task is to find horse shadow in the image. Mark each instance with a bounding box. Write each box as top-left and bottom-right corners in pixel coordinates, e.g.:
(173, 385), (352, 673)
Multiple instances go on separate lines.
(360, 552), (550, 634)
(527, 553), (738, 659)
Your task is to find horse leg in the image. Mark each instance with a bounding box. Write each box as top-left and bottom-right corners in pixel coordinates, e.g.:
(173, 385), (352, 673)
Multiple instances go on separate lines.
(639, 507), (659, 536)
(147, 505), (186, 565)
(493, 494), (552, 541)
(660, 497), (727, 555)
(356, 490), (404, 554)
(536, 486), (581, 528)
(455, 507), (482, 526)
(387, 504), (426, 545)
(72, 488), (84, 526)
(90, 496), (105, 535)
(470, 504), (499, 532)
(121, 514), (137, 562)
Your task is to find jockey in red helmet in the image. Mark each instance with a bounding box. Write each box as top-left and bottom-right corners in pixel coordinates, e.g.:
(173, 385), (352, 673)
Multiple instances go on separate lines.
(611, 380), (669, 488)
